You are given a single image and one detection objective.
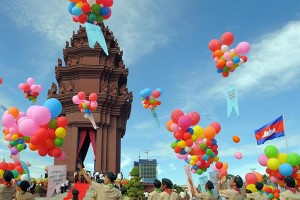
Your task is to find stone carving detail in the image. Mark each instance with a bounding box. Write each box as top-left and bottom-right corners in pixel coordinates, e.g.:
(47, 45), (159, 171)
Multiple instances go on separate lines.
(48, 83), (57, 97)
(120, 85), (128, 97)
(101, 79), (108, 93)
(65, 41), (69, 48)
(127, 92), (133, 103)
(59, 82), (66, 94)
(67, 58), (72, 66)
(122, 68), (128, 77)
(100, 56), (106, 66)
(110, 83), (118, 96)
(58, 58), (62, 66)
(107, 59), (114, 69)
(118, 61), (125, 69)
(75, 56), (80, 65)
(119, 50), (123, 57)
(67, 80), (75, 92)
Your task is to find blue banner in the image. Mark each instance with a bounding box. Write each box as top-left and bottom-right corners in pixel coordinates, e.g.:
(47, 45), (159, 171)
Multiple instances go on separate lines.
(21, 161), (31, 183)
(85, 23), (109, 55)
(227, 85), (239, 118)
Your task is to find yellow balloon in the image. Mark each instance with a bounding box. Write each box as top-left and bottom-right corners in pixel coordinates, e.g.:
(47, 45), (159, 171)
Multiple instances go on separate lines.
(192, 155), (198, 162)
(76, 2), (82, 8)
(278, 153), (288, 164)
(12, 134), (18, 140)
(267, 158), (280, 170)
(177, 140), (186, 148)
(213, 155), (219, 162)
(191, 134), (198, 142)
(0, 170), (4, 178)
(193, 126), (204, 138)
(230, 51), (235, 58)
(246, 184), (257, 192)
(190, 160), (196, 166)
(4, 135), (6, 141)
(269, 185), (274, 191)
(55, 127), (66, 138)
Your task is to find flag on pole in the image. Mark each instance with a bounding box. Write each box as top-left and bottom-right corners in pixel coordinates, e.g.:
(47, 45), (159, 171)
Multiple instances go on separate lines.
(254, 115), (285, 145)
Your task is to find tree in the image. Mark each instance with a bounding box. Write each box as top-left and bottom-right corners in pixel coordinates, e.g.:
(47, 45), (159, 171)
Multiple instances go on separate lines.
(126, 166), (145, 199)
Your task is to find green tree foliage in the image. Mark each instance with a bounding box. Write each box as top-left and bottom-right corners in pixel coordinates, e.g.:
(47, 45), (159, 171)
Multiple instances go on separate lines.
(126, 166), (145, 199)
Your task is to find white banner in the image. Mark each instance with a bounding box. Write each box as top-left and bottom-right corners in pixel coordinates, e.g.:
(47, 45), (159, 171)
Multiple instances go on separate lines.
(208, 171), (219, 197)
(46, 165), (67, 199)
(184, 165), (196, 200)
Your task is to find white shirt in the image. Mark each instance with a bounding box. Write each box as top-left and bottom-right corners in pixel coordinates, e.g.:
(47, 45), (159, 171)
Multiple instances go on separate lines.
(95, 172), (100, 176)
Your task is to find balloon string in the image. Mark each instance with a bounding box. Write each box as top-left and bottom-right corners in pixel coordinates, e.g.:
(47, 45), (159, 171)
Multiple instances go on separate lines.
(151, 110), (160, 128)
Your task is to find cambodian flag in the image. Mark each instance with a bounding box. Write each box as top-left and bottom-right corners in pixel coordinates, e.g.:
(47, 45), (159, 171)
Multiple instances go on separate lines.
(254, 115), (285, 145)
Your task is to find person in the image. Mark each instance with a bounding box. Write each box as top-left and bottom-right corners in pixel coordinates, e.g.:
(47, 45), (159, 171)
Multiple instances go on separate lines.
(16, 180), (35, 200)
(121, 187), (130, 200)
(217, 175), (243, 200)
(72, 188), (79, 200)
(149, 179), (161, 200)
(191, 180), (216, 200)
(65, 178), (69, 192)
(0, 170), (16, 199)
(280, 176), (300, 199)
(77, 163), (122, 199)
(95, 171), (100, 182)
(159, 178), (179, 200)
(144, 190), (149, 200)
(74, 171), (78, 183)
(60, 182), (65, 193)
(245, 182), (268, 200)
(30, 180), (36, 194)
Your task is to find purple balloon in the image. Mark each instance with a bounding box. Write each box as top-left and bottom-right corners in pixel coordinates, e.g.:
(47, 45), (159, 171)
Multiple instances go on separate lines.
(18, 119), (39, 136)
(32, 106), (51, 125)
(176, 153), (188, 160)
(11, 147), (19, 155)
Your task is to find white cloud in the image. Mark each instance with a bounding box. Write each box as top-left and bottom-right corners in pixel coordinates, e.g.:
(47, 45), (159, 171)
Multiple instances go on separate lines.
(169, 163), (176, 171)
(121, 154), (133, 169)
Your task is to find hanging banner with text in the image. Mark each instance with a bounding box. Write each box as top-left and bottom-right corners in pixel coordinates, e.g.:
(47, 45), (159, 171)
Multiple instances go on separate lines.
(184, 165), (196, 199)
(85, 23), (109, 56)
(227, 85), (239, 118)
(46, 165), (67, 200)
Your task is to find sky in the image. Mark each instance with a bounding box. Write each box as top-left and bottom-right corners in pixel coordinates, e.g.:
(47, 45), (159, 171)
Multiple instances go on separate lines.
(0, 0), (300, 186)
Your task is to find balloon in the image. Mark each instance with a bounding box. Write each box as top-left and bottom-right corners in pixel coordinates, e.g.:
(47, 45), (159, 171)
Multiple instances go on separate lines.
(171, 110), (184, 124)
(55, 127), (67, 138)
(232, 136), (240, 143)
(188, 112), (200, 126)
(258, 154), (268, 166)
(89, 93), (98, 101)
(193, 126), (204, 138)
(253, 172), (262, 182)
(278, 153), (288, 164)
(44, 98), (62, 118)
(21, 174), (29, 181)
(279, 163), (293, 176)
(152, 90), (161, 98)
(2, 114), (16, 127)
(32, 106), (51, 125)
(267, 158), (280, 170)
(8, 107), (19, 119)
(38, 147), (48, 157)
(54, 138), (64, 147)
(72, 95), (82, 104)
(81, 3), (91, 12)
(204, 126), (216, 139)
(56, 151), (66, 161)
(57, 117), (68, 127)
(221, 32), (234, 46)
(215, 161), (223, 169)
(223, 52), (231, 60)
(170, 124), (179, 132)
(264, 145), (278, 158)
(287, 152), (300, 166)
(166, 120), (173, 132)
(178, 115), (192, 130)
(210, 122), (221, 133)
(246, 184), (257, 193)
(237, 42), (251, 54)
(245, 173), (258, 184)
(234, 152), (242, 159)
(97, 0), (114, 7)
(0, 78), (2, 85)
(18, 119), (39, 136)
(221, 45), (229, 53)
(27, 77), (34, 85)
(208, 39), (222, 52)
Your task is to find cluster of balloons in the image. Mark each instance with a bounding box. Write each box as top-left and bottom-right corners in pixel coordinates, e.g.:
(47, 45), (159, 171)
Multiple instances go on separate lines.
(208, 32), (250, 78)
(167, 109), (223, 175)
(246, 177), (281, 200)
(1, 99), (67, 160)
(68, 0), (113, 24)
(214, 161), (229, 179)
(73, 91), (98, 114)
(0, 161), (28, 182)
(258, 145), (300, 187)
(18, 78), (43, 103)
(140, 88), (162, 110)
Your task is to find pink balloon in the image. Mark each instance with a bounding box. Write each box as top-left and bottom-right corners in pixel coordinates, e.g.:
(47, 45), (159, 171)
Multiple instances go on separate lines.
(171, 109), (184, 124)
(17, 117), (27, 126)
(32, 106), (51, 125)
(258, 154), (268, 166)
(223, 52), (231, 61)
(18, 83), (25, 90)
(234, 46), (242, 54)
(213, 57), (219, 63)
(26, 106), (38, 118)
(31, 84), (38, 92)
(72, 95), (82, 104)
(90, 101), (98, 108)
(2, 114), (16, 127)
(170, 124), (179, 132)
(178, 115), (192, 131)
(270, 176), (278, 183)
(237, 42), (251, 54)
(152, 90), (160, 98)
(226, 60), (233, 67)
(213, 165), (220, 172)
(6, 134), (12, 141)
(37, 85), (43, 92)
(27, 77), (34, 85)
(188, 112), (200, 126)
(191, 168), (196, 173)
(56, 151), (66, 161)
(18, 119), (39, 136)
(9, 127), (17, 134)
(84, 101), (90, 106)
(210, 122), (221, 134)
(176, 153), (188, 160)
(234, 152), (242, 159)
(7, 142), (12, 148)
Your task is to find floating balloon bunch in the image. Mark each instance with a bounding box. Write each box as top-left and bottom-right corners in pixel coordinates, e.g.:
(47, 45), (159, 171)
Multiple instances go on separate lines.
(208, 32), (250, 78)
(68, 0), (114, 24)
(140, 88), (162, 110)
(0, 161), (28, 182)
(258, 145), (300, 187)
(73, 91), (99, 129)
(167, 109), (224, 175)
(18, 77), (43, 103)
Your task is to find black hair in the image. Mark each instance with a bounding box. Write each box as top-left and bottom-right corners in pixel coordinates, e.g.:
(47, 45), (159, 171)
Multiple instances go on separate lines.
(153, 179), (161, 189)
(246, 189), (252, 193)
(206, 180), (214, 190)
(120, 187), (127, 195)
(255, 182), (264, 190)
(20, 181), (30, 192)
(284, 176), (295, 188)
(234, 175), (243, 188)
(97, 179), (104, 184)
(3, 171), (13, 183)
(106, 172), (116, 183)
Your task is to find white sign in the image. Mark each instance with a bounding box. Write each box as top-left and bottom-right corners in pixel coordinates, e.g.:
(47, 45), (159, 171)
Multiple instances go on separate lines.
(46, 165), (67, 199)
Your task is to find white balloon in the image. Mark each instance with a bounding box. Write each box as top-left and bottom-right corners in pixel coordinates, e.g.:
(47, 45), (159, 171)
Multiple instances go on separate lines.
(87, 0), (97, 5)
(221, 45), (229, 53)
(203, 138), (207, 143)
(21, 174), (28, 181)
(184, 147), (191, 153)
(238, 59), (244, 65)
(187, 155), (192, 160)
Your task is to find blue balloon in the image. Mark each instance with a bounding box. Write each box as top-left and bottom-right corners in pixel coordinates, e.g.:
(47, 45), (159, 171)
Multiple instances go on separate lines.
(44, 98), (62, 118)
(17, 139), (24, 144)
(17, 180), (21, 186)
(180, 149), (186, 154)
(72, 6), (82, 16)
(193, 166), (198, 170)
(156, 88), (163, 95)
(24, 144), (27, 150)
(211, 153), (216, 158)
(68, 2), (76, 14)
(100, 7), (110, 16)
(202, 154), (209, 161)
(279, 163), (293, 176)
(212, 139), (217, 145)
(143, 88), (152, 97)
(217, 69), (223, 73)
(232, 56), (240, 64)
(187, 128), (194, 134)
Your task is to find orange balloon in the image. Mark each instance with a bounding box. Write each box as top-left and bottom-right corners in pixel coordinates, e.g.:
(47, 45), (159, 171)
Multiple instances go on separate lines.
(3, 130), (9, 135)
(8, 107), (19, 119)
(232, 136), (240, 143)
(214, 50), (224, 57)
(222, 162), (228, 170)
(29, 144), (38, 151)
(253, 172), (262, 182)
(217, 59), (226, 68)
(204, 126), (216, 139)
(274, 193), (279, 198)
(297, 173), (300, 181)
(166, 120), (173, 132)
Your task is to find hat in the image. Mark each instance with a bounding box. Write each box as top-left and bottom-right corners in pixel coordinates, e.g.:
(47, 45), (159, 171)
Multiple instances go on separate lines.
(255, 182), (264, 190)
(206, 180), (214, 190)
(3, 171), (13, 183)
(162, 178), (173, 188)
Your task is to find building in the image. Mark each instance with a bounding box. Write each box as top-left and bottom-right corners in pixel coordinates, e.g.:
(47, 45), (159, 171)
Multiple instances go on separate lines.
(134, 159), (157, 184)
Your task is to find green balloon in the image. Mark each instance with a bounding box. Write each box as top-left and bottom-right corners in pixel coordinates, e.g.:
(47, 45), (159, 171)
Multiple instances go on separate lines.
(54, 138), (64, 147)
(88, 13), (97, 22)
(264, 145), (278, 158)
(200, 143), (206, 150)
(11, 170), (19, 178)
(223, 67), (230, 72)
(197, 169), (203, 175)
(202, 168), (207, 172)
(10, 140), (17, 147)
(91, 4), (101, 14)
(171, 142), (177, 149)
(48, 119), (57, 129)
(96, 15), (104, 23)
(23, 136), (30, 142)
(287, 152), (300, 166)
(206, 149), (213, 155)
(16, 144), (24, 151)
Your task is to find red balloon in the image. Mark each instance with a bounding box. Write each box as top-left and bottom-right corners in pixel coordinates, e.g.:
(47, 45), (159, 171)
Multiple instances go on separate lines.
(78, 91), (86, 100)
(48, 129), (56, 139)
(89, 93), (98, 101)
(57, 117), (68, 128)
(220, 169), (227, 176)
(0, 78), (2, 85)
(171, 109), (184, 124)
(188, 112), (200, 126)
(0, 162), (8, 170)
(51, 148), (62, 158)
(81, 3), (91, 13)
(103, 9), (111, 20)
(240, 56), (247, 63)
(183, 132), (192, 141)
(38, 147), (48, 157)
(206, 140), (213, 147)
(45, 140), (55, 149)
(7, 163), (15, 170)
(14, 161), (21, 167)
(208, 39), (222, 52)
(221, 32), (234, 46)
(23, 84), (30, 93)
(30, 135), (40, 146)
(174, 146), (181, 154)
(186, 140), (193, 147)
(222, 71), (229, 78)
(15, 166), (23, 174)
(72, 16), (79, 23)
(78, 14), (88, 24)
(245, 173), (258, 184)
(35, 128), (49, 143)
(152, 90), (160, 98)
(215, 161), (223, 169)
(97, 0), (114, 7)
(174, 132), (183, 140)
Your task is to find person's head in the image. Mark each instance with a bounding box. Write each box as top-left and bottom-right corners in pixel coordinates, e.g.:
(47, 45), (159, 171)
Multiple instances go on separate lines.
(229, 175), (243, 189)
(153, 179), (161, 189)
(120, 187), (127, 195)
(255, 182), (264, 190)
(246, 189), (252, 193)
(284, 176), (296, 188)
(3, 171), (13, 183)
(161, 178), (173, 190)
(20, 181), (30, 192)
(205, 180), (214, 190)
(104, 172), (116, 184)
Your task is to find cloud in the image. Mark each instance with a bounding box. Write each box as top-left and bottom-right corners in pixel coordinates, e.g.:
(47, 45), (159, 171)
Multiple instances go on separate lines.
(169, 163), (176, 171)
(121, 154), (133, 170)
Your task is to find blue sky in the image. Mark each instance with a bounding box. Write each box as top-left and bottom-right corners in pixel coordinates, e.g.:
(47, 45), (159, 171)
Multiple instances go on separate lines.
(1, 0), (300, 186)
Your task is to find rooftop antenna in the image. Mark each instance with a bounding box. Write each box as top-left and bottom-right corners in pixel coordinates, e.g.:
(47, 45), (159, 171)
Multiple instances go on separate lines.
(144, 138), (153, 160)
